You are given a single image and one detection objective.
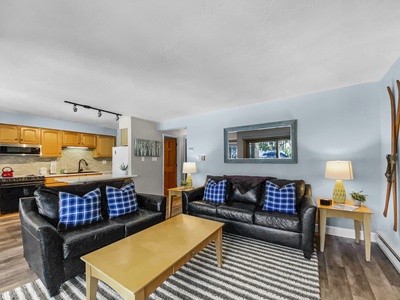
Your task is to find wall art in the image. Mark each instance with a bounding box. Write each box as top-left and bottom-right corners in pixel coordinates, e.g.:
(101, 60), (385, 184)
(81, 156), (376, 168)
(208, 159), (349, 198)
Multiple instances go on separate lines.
(134, 138), (161, 157)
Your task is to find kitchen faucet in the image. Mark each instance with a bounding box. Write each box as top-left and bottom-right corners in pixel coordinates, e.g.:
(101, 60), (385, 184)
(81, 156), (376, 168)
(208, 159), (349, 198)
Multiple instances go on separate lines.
(78, 159), (88, 173)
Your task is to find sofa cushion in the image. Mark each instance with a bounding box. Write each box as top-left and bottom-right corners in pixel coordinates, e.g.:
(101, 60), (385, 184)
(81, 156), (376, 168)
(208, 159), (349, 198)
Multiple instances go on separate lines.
(268, 179), (306, 208)
(254, 209), (301, 233)
(106, 182), (138, 218)
(203, 179), (227, 203)
(225, 175), (273, 206)
(34, 179), (129, 225)
(204, 175), (226, 185)
(34, 187), (60, 227)
(188, 200), (220, 217)
(263, 182), (296, 214)
(112, 209), (164, 236)
(216, 202), (256, 224)
(59, 220), (125, 259)
(58, 188), (103, 231)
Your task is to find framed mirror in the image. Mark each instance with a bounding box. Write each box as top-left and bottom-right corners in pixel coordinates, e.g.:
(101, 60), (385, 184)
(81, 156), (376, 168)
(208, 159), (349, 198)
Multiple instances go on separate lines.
(224, 119), (298, 164)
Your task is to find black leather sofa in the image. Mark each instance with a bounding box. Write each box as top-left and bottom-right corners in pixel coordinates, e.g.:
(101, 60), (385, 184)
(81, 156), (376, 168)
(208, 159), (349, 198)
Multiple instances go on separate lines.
(19, 179), (166, 297)
(182, 175), (316, 259)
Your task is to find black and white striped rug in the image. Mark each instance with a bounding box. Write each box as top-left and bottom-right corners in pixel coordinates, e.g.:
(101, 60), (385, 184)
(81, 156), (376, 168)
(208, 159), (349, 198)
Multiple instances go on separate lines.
(1, 233), (320, 300)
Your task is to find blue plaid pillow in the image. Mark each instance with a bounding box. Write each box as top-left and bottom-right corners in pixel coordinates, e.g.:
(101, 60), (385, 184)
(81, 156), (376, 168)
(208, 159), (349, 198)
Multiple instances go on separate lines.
(203, 179), (227, 204)
(58, 188), (102, 230)
(263, 181), (296, 214)
(106, 182), (138, 218)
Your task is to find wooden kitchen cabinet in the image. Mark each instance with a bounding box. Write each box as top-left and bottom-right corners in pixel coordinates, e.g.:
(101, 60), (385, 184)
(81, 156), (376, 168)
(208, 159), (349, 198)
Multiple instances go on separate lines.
(92, 135), (115, 158)
(0, 124), (19, 143)
(62, 131), (96, 148)
(20, 126), (41, 144)
(80, 133), (96, 148)
(41, 129), (62, 157)
(0, 124), (40, 144)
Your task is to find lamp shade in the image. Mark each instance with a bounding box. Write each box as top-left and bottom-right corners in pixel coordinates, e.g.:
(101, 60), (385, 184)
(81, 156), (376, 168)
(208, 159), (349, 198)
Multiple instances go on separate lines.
(182, 162), (197, 174)
(325, 161), (353, 180)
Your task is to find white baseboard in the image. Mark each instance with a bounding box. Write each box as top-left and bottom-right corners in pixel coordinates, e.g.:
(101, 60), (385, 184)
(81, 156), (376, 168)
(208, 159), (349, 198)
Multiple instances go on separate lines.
(315, 224), (377, 242)
(376, 231), (400, 273)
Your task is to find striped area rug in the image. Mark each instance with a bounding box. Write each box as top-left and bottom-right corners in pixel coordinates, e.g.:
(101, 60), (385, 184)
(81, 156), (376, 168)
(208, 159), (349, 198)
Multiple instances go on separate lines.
(1, 233), (320, 300)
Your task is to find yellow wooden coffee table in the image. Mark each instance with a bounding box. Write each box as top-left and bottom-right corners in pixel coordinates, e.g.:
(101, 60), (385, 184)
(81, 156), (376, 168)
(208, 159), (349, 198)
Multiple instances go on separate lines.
(81, 214), (224, 300)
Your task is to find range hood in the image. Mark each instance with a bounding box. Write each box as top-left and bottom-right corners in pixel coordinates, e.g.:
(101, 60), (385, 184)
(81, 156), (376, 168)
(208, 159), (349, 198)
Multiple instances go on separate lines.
(0, 144), (41, 156)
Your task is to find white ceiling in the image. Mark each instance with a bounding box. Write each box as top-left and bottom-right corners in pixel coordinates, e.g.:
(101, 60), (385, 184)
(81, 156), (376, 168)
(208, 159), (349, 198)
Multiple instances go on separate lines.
(1, 0), (400, 129)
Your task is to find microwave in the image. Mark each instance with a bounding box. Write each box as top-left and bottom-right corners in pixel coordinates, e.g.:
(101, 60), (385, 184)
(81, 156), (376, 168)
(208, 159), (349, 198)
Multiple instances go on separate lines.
(0, 144), (42, 156)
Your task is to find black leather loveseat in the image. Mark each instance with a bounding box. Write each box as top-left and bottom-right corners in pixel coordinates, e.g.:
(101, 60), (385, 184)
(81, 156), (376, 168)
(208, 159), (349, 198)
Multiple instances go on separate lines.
(19, 179), (166, 297)
(182, 175), (316, 259)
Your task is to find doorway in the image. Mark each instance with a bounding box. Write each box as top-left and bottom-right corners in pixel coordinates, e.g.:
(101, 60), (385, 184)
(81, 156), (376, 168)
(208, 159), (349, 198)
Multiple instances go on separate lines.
(163, 137), (177, 196)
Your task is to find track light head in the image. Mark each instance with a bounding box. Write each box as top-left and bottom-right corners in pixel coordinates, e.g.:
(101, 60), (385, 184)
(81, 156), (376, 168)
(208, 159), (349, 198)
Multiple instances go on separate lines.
(73, 105), (77, 112)
(115, 114), (120, 121)
(98, 110), (102, 117)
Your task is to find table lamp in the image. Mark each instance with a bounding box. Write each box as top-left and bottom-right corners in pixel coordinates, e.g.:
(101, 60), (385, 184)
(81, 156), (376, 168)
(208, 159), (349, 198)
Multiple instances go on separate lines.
(325, 160), (353, 204)
(183, 162), (197, 189)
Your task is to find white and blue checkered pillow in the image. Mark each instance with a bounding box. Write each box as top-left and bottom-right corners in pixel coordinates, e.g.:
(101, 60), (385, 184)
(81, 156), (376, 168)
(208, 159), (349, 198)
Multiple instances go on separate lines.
(263, 181), (296, 214)
(58, 188), (102, 230)
(203, 179), (227, 204)
(106, 182), (138, 218)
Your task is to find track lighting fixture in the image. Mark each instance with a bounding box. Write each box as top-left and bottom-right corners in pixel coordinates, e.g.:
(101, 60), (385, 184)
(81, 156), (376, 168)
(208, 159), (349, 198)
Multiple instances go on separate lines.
(65, 101), (121, 121)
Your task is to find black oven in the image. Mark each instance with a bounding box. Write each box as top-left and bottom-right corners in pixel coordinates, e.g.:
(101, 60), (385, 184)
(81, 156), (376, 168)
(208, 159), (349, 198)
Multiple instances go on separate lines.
(0, 176), (44, 214)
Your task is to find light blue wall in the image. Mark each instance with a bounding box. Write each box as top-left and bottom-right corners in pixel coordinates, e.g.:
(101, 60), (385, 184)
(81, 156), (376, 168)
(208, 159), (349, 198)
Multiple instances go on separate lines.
(0, 111), (117, 136)
(159, 81), (382, 232)
(379, 57), (400, 251)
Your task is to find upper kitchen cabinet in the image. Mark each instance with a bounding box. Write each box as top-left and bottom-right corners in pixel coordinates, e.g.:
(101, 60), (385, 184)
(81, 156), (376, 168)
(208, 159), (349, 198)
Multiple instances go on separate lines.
(0, 124), (40, 144)
(92, 135), (115, 158)
(80, 133), (96, 148)
(20, 126), (41, 144)
(41, 129), (62, 157)
(62, 131), (96, 148)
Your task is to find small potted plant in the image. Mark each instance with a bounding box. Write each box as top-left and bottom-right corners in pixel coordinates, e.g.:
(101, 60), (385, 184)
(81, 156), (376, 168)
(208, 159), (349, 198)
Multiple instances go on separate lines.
(119, 163), (128, 175)
(180, 180), (187, 190)
(350, 190), (367, 206)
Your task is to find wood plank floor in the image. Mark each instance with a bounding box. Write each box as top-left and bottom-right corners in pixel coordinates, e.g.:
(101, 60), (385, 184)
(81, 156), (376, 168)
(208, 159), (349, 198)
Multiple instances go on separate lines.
(1, 198), (399, 299)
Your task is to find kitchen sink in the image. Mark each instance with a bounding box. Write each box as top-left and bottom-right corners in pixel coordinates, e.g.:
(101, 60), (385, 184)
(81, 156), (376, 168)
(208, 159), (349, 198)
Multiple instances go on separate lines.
(63, 171), (100, 175)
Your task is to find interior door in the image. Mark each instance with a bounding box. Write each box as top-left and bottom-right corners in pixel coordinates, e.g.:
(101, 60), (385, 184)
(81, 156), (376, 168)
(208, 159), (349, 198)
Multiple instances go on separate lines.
(164, 137), (177, 196)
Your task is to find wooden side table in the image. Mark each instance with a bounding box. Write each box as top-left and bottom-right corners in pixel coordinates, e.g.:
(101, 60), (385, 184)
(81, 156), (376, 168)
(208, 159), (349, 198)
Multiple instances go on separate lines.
(166, 187), (187, 219)
(317, 198), (373, 261)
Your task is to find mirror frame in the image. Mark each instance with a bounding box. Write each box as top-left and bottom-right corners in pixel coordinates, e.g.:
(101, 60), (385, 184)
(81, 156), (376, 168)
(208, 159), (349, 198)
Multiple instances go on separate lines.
(224, 119), (298, 164)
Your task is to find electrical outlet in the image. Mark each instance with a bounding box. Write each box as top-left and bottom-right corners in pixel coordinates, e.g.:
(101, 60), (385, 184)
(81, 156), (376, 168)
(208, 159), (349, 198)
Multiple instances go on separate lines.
(152, 157), (157, 161)
(141, 157), (145, 162)
(102, 160), (106, 164)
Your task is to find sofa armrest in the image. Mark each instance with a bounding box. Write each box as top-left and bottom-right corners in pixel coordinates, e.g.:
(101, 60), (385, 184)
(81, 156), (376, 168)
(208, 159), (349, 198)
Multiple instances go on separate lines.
(137, 193), (166, 218)
(182, 187), (205, 214)
(299, 195), (317, 258)
(19, 197), (65, 294)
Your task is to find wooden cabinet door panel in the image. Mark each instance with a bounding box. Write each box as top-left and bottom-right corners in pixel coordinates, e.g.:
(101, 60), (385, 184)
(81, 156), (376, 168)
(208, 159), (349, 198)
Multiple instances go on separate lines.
(81, 133), (96, 148)
(41, 129), (61, 157)
(93, 135), (115, 158)
(0, 124), (19, 144)
(20, 126), (40, 144)
(62, 131), (80, 146)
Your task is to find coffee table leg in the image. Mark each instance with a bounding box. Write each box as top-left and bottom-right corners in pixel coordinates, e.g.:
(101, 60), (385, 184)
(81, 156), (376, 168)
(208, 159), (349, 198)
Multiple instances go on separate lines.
(86, 264), (98, 300)
(215, 228), (223, 267)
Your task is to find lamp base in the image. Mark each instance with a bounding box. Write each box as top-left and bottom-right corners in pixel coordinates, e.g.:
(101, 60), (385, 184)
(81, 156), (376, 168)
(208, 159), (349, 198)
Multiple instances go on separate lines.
(332, 180), (346, 204)
(185, 173), (193, 189)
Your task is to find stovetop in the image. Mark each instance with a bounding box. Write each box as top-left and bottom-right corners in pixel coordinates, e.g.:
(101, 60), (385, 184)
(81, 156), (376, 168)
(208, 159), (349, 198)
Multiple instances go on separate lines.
(0, 175), (45, 184)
